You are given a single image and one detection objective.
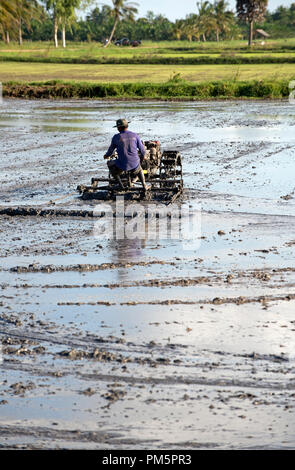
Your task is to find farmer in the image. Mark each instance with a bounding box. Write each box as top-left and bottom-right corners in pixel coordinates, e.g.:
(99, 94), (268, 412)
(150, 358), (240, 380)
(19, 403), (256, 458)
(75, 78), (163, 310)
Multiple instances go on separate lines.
(104, 118), (151, 191)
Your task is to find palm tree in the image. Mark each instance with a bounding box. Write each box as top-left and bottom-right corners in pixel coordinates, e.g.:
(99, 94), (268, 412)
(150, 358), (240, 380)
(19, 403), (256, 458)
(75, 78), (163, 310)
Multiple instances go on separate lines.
(46, 0), (62, 47)
(104, 0), (138, 47)
(46, 0), (85, 48)
(15, 0), (42, 45)
(213, 0), (235, 41)
(0, 0), (17, 43)
(184, 14), (200, 42)
(196, 1), (215, 41)
(60, 0), (81, 48)
(236, 0), (268, 46)
(173, 19), (185, 40)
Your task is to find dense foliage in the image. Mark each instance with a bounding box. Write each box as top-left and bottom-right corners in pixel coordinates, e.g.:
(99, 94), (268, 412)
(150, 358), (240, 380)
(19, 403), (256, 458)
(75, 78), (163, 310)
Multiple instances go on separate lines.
(1, 0), (295, 45)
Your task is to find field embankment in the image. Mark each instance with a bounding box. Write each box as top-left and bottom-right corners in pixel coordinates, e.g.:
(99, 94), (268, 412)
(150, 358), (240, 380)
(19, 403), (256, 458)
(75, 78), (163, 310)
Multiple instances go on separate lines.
(2, 52), (295, 65)
(2, 78), (292, 100)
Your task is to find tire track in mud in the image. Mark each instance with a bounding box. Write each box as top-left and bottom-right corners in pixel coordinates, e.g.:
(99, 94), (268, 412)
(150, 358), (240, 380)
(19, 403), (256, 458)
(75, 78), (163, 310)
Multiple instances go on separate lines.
(2, 322), (294, 398)
(0, 130), (107, 199)
(0, 132), (102, 159)
(0, 425), (147, 448)
(220, 143), (294, 166)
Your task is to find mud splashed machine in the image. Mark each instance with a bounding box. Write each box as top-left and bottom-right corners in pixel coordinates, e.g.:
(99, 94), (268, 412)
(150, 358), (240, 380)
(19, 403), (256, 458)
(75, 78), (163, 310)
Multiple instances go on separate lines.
(77, 141), (183, 205)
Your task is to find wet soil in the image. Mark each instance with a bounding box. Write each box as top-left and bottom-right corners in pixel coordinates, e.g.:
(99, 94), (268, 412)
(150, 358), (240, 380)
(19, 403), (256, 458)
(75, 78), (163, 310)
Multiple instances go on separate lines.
(0, 99), (295, 449)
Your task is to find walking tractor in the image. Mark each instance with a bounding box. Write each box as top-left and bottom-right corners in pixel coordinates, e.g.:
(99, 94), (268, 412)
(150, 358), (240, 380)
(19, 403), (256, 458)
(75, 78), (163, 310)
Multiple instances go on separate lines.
(77, 140), (183, 205)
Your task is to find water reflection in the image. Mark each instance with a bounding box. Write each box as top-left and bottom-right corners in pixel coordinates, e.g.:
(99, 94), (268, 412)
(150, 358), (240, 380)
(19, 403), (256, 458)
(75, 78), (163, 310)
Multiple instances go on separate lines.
(1, 99), (295, 141)
(108, 237), (146, 282)
(1, 113), (294, 141)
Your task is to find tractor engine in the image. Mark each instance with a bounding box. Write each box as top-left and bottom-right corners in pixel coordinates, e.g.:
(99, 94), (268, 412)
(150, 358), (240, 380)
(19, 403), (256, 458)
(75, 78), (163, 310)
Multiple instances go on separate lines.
(141, 140), (162, 177)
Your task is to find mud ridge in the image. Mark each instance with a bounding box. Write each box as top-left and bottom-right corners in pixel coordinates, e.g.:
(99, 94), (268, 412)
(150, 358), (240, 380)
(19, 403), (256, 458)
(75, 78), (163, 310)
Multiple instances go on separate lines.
(55, 293), (295, 306)
(0, 327), (133, 350)
(5, 276), (217, 289)
(8, 260), (176, 273)
(77, 372), (295, 391)
(0, 206), (185, 219)
(0, 207), (94, 218)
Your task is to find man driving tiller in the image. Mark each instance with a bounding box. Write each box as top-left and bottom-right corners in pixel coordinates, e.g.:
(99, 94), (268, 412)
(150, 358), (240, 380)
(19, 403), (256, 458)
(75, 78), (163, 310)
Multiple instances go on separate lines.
(104, 118), (151, 191)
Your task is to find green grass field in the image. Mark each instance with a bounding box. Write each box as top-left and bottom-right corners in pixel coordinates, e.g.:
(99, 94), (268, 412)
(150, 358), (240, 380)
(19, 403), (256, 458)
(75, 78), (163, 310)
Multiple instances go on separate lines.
(1, 61), (295, 83)
(0, 38), (295, 63)
(1, 39), (295, 99)
(1, 38), (295, 54)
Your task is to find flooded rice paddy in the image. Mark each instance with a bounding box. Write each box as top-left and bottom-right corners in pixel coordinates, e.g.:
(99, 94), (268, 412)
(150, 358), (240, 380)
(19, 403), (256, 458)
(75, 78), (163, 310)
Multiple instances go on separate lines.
(0, 99), (295, 449)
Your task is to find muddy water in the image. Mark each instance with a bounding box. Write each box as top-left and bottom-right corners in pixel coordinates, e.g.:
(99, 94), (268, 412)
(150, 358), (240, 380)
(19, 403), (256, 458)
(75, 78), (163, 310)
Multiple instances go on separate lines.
(0, 99), (295, 449)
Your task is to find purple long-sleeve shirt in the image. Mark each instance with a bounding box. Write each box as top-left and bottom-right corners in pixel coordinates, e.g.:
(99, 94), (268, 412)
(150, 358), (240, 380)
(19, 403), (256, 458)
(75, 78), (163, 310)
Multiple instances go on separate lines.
(105, 130), (146, 171)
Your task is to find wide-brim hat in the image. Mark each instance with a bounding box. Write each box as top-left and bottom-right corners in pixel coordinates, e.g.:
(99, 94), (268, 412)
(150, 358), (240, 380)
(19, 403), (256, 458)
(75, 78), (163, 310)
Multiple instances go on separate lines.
(113, 118), (130, 128)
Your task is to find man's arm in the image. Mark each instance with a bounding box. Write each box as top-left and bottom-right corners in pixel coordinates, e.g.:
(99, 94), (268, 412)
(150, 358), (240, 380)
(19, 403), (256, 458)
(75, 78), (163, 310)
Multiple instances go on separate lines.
(104, 136), (116, 159)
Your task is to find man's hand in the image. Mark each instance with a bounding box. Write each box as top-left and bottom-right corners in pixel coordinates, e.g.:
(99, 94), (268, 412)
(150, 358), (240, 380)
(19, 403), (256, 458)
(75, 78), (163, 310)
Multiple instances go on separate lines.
(103, 155), (109, 160)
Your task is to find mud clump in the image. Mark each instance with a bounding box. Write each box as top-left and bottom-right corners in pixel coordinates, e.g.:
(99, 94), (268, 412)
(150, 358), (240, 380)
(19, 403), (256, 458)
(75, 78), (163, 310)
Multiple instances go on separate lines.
(2, 337), (42, 357)
(58, 348), (122, 362)
(101, 389), (127, 403)
(252, 271), (271, 281)
(156, 357), (170, 364)
(0, 314), (22, 327)
(50, 371), (63, 377)
(81, 388), (96, 396)
(4, 346), (33, 356)
(9, 382), (36, 396)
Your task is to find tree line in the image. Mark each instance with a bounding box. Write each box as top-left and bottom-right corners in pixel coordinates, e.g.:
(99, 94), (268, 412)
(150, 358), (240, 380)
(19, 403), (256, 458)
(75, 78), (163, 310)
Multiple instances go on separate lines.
(1, 0), (295, 47)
